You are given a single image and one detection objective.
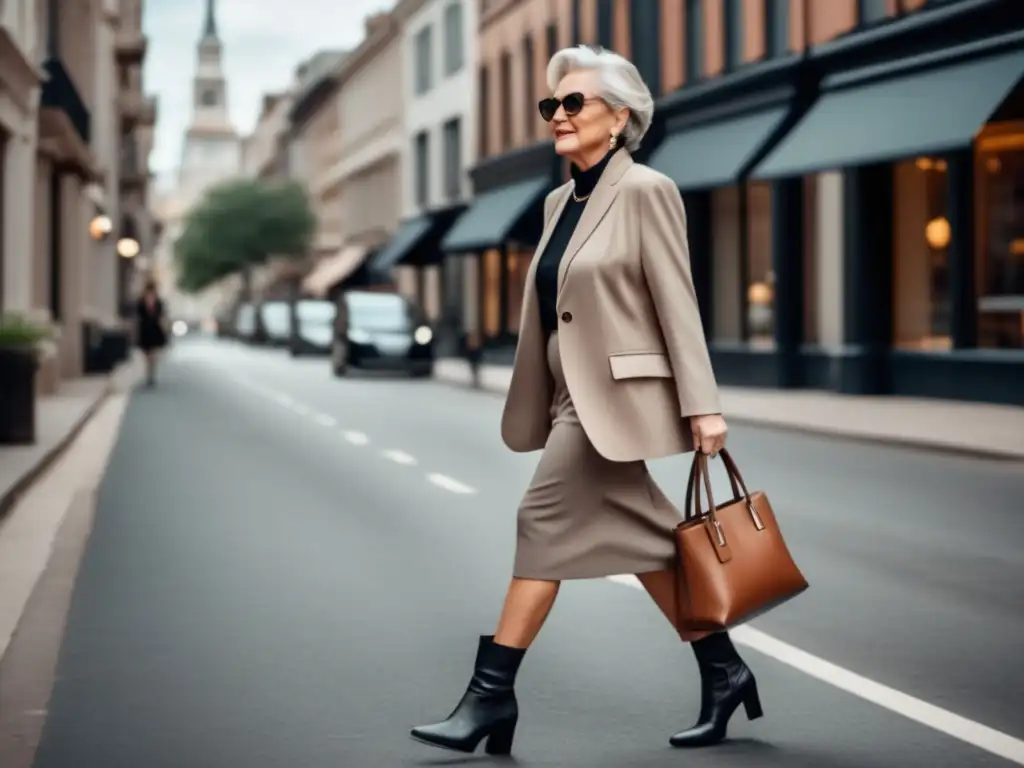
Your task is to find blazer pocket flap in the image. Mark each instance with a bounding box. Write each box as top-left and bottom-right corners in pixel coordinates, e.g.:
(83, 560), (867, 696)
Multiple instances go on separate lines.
(608, 353), (673, 380)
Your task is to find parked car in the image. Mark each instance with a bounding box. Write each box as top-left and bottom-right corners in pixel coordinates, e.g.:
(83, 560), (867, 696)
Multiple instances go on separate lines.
(331, 290), (434, 378)
(290, 299), (336, 357)
(259, 301), (291, 347)
(234, 303), (257, 343)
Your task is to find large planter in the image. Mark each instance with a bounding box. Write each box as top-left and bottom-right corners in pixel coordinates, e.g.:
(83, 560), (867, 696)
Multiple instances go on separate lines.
(0, 347), (39, 445)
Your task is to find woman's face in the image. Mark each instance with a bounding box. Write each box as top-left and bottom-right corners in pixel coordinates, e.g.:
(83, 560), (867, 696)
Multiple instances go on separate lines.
(547, 70), (629, 168)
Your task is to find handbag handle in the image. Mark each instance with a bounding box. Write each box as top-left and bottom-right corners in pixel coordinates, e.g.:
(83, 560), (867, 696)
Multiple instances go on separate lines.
(684, 452), (741, 519)
(686, 449), (766, 533)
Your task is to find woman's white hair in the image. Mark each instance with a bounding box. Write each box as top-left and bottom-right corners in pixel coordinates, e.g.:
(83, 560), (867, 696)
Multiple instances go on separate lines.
(546, 45), (654, 152)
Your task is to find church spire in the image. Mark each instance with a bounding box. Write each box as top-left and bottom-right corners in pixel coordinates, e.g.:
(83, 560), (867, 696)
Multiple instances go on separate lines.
(202, 0), (218, 39)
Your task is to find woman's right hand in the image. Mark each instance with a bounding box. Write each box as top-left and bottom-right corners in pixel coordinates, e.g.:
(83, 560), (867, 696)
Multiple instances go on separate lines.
(691, 413), (727, 456)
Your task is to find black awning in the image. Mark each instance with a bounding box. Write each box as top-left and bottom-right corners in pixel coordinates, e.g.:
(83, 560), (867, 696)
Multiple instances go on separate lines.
(441, 176), (550, 253)
(646, 107), (790, 192)
(368, 216), (435, 274)
(754, 44), (1024, 179)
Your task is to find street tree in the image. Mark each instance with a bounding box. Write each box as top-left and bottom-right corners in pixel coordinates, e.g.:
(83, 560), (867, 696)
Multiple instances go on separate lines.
(173, 179), (317, 299)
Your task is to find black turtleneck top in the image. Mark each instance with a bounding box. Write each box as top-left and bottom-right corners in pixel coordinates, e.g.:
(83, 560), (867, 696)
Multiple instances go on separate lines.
(535, 148), (620, 334)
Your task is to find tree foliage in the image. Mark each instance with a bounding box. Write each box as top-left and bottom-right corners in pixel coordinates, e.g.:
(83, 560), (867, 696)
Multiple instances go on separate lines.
(174, 179), (317, 294)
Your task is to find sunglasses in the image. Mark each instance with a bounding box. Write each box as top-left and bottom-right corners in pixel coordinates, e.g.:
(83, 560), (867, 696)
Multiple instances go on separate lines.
(538, 92), (601, 122)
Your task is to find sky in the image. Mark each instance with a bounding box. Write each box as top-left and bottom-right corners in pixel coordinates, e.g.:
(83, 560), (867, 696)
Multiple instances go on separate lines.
(143, 0), (393, 185)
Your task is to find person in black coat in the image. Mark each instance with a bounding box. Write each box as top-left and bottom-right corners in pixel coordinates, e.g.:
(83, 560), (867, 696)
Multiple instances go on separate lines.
(135, 280), (168, 387)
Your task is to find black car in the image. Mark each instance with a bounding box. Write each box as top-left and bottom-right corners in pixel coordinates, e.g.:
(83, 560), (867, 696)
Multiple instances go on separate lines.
(290, 299), (336, 356)
(331, 290), (434, 378)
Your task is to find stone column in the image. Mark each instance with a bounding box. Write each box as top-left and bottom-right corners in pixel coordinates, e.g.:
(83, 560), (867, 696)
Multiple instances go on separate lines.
(2, 130), (37, 312)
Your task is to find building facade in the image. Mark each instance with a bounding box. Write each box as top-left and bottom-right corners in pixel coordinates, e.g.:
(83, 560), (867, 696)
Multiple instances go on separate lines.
(443, 0), (1022, 405)
(373, 0), (476, 344)
(0, 0), (152, 384)
(302, 13), (404, 301)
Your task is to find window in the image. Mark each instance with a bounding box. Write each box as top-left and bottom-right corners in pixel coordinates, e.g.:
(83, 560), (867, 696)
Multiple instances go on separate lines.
(523, 34), (536, 141)
(630, 0), (661, 97)
(976, 135), (1024, 349)
(857, 0), (888, 23)
(723, 0), (743, 71)
(414, 130), (430, 208)
(545, 21), (558, 64)
(442, 117), (462, 202)
(443, 1), (464, 76)
(414, 26), (433, 94)
(892, 158), (950, 350)
(478, 65), (490, 157)
(499, 50), (512, 150)
(765, 0), (789, 58)
(685, 0), (703, 83)
(746, 182), (774, 347)
(596, 0), (614, 50)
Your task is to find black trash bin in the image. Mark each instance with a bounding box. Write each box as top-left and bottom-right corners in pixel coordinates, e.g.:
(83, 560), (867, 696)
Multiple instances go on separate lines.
(0, 347), (39, 445)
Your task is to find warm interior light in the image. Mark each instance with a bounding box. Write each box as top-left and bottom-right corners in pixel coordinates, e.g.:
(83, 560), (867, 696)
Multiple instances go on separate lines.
(117, 237), (141, 258)
(89, 215), (113, 240)
(915, 157), (933, 171)
(925, 217), (951, 250)
(747, 282), (773, 306)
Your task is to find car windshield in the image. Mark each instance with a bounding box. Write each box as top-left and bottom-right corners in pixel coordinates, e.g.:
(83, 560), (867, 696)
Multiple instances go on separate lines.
(295, 300), (335, 327)
(347, 293), (413, 331)
(260, 302), (291, 336)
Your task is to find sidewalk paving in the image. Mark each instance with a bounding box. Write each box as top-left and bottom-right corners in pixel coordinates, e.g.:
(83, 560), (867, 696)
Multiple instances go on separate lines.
(0, 356), (142, 522)
(434, 358), (1024, 461)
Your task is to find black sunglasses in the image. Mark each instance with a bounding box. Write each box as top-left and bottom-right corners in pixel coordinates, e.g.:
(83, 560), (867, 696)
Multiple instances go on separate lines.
(538, 92), (599, 122)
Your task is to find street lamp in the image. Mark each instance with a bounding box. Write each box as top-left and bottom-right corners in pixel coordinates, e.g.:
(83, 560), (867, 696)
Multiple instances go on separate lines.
(89, 214), (113, 241)
(117, 237), (141, 259)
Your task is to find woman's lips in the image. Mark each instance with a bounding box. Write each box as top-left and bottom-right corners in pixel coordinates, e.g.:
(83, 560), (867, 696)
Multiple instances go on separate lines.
(555, 129), (575, 138)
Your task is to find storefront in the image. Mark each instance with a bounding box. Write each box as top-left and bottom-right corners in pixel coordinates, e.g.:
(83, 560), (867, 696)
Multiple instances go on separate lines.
(439, 141), (561, 360)
(649, 0), (1023, 406)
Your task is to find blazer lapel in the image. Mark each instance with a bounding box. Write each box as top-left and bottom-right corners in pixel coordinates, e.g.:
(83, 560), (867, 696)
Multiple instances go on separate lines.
(557, 150), (634, 295)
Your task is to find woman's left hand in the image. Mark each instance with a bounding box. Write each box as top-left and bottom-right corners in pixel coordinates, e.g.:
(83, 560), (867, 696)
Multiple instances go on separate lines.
(691, 414), (728, 456)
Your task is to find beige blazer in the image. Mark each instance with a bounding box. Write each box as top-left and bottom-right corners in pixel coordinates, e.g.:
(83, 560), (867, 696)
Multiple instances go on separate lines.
(500, 149), (721, 462)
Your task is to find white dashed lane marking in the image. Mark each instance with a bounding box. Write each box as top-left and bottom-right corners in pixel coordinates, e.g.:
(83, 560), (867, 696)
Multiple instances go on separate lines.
(382, 449), (418, 466)
(314, 413), (337, 427)
(426, 473), (477, 495)
(342, 430), (370, 446)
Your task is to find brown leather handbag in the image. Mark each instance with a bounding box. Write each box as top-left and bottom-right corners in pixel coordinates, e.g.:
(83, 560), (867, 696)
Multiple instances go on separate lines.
(673, 449), (808, 632)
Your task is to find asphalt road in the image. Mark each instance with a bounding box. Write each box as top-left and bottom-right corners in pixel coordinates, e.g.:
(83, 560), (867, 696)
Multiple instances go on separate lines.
(30, 338), (1024, 768)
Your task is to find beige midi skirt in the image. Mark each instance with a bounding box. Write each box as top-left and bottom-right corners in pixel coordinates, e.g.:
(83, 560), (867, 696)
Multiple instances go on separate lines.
(513, 332), (683, 581)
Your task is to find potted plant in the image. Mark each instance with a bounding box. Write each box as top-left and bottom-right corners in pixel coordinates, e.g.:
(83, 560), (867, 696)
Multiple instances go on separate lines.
(0, 312), (52, 445)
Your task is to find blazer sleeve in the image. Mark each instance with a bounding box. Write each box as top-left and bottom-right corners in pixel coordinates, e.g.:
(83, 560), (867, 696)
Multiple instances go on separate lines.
(638, 176), (722, 418)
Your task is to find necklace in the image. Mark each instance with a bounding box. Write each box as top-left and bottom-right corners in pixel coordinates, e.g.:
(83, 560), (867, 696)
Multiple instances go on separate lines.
(572, 187), (590, 203)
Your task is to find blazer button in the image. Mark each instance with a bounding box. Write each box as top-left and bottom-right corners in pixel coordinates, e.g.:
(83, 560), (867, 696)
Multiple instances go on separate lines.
(560, 311), (573, 323)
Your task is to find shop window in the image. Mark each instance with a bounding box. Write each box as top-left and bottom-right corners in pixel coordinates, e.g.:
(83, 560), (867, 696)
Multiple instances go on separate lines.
(596, 0), (614, 50)
(746, 182), (774, 347)
(685, 0), (703, 83)
(802, 176), (819, 344)
(893, 158), (950, 350)
(506, 245), (532, 332)
(482, 248), (502, 337)
(712, 186), (743, 342)
(976, 129), (1024, 349)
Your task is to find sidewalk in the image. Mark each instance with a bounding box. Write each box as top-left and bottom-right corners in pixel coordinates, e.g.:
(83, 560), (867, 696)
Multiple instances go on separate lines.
(434, 358), (1024, 461)
(0, 356), (142, 522)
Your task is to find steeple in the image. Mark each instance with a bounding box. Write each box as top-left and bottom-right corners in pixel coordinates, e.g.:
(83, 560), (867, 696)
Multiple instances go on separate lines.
(202, 0), (218, 40)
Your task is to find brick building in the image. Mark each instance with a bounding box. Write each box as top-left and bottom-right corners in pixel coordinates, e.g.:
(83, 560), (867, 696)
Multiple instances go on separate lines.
(440, 0), (1022, 405)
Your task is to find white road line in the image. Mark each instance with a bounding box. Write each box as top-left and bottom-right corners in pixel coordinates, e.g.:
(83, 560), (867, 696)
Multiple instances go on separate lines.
(314, 413), (337, 427)
(342, 430), (370, 446)
(604, 576), (1024, 764)
(274, 393), (293, 407)
(426, 473), (477, 495)
(290, 403), (311, 416)
(382, 449), (417, 466)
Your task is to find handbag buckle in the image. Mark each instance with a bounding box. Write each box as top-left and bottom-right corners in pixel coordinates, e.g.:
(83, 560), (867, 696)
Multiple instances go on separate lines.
(748, 501), (765, 531)
(712, 518), (727, 547)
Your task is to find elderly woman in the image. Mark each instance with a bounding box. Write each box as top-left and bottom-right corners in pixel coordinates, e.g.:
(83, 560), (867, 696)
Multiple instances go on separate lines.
(410, 46), (760, 754)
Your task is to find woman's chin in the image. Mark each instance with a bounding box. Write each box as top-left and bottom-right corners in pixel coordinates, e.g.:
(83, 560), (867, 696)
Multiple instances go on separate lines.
(554, 135), (580, 155)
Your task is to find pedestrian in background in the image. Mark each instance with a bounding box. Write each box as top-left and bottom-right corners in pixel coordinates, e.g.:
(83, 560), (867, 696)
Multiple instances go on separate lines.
(135, 279), (168, 387)
(411, 45), (760, 755)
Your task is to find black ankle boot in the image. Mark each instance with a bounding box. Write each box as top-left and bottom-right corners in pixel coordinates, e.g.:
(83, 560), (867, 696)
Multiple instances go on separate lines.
(669, 631), (762, 748)
(410, 635), (525, 755)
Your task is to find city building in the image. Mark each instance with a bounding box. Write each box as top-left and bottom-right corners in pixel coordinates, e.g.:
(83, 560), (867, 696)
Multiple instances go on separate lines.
(301, 12), (404, 302)
(1, 0), (153, 384)
(439, 0), (574, 357)
(115, 0), (160, 320)
(371, 0), (476, 353)
(242, 91), (294, 181)
(445, 0), (1022, 405)
(152, 0), (242, 325)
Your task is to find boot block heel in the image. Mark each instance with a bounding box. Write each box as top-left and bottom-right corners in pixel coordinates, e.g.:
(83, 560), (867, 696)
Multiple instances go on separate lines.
(484, 719), (517, 755)
(742, 682), (763, 721)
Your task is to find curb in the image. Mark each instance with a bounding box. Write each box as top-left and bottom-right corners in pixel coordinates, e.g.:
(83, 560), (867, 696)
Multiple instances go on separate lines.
(0, 357), (138, 525)
(431, 373), (1024, 463)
